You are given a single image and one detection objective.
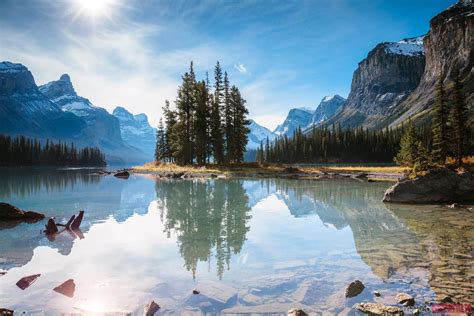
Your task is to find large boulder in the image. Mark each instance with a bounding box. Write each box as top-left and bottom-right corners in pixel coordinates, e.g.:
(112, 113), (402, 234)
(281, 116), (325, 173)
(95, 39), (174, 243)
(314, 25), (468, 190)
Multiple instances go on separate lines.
(383, 169), (474, 203)
(0, 203), (45, 221)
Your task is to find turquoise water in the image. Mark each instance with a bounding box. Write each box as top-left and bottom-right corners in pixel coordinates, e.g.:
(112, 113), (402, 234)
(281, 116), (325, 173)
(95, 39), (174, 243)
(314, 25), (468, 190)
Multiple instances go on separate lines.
(0, 169), (472, 315)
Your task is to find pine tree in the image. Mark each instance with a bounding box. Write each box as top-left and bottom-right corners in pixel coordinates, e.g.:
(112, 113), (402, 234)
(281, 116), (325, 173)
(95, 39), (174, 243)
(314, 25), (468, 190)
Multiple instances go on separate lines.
(163, 100), (178, 162)
(448, 78), (469, 166)
(394, 121), (430, 170)
(211, 61), (225, 164)
(223, 72), (234, 162)
(175, 62), (197, 165)
(195, 80), (210, 165)
(230, 86), (249, 162)
(432, 75), (449, 164)
(155, 118), (166, 163)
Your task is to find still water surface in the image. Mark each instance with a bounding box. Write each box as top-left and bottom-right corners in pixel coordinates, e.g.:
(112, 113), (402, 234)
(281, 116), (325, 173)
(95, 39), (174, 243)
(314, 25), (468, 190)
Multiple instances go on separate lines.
(0, 169), (472, 314)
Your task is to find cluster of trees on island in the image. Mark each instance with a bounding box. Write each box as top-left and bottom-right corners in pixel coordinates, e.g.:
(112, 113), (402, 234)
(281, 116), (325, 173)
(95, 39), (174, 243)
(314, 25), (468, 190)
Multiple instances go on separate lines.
(0, 134), (106, 167)
(154, 62), (250, 165)
(258, 77), (471, 168)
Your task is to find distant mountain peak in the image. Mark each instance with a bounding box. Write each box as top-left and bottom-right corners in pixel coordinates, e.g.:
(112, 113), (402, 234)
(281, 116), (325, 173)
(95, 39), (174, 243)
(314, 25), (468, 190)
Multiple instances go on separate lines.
(59, 73), (71, 82)
(0, 61), (28, 73)
(39, 74), (77, 99)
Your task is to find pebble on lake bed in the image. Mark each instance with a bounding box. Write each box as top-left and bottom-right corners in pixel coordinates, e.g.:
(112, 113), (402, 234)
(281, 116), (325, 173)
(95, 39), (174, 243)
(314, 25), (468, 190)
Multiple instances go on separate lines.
(53, 279), (76, 298)
(356, 302), (403, 315)
(287, 308), (308, 316)
(345, 280), (365, 298)
(0, 308), (14, 315)
(144, 300), (160, 316)
(396, 292), (415, 306)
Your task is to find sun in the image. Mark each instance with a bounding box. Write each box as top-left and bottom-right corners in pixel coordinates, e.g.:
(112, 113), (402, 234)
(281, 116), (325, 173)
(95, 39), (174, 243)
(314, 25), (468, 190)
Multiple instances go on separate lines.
(75, 0), (114, 17)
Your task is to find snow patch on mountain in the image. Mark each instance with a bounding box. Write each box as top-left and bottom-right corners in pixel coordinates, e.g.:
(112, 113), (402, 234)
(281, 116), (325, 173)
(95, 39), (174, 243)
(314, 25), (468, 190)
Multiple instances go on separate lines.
(113, 106), (156, 157)
(385, 36), (425, 56)
(246, 119), (277, 150)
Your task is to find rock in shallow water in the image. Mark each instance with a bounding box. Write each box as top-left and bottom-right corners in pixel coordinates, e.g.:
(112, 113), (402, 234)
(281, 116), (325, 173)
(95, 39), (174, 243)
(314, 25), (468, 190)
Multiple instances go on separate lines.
(356, 302), (404, 315)
(345, 280), (365, 298)
(396, 293), (415, 306)
(144, 300), (160, 316)
(113, 171), (130, 179)
(383, 169), (474, 203)
(287, 308), (308, 316)
(0, 202), (45, 221)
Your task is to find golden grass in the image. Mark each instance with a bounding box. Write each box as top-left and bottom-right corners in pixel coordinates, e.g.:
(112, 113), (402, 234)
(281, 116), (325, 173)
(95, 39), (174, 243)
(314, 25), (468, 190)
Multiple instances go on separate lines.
(133, 161), (406, 175)
(308, 166), (406, 173)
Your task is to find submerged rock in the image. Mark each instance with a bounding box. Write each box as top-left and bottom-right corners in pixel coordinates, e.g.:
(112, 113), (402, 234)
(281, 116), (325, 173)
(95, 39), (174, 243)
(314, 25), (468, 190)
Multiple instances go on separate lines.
(0, 202), (45, 221)
(0, 308), (13, 315)
(383, 169), (474, 203)
(356, 302), (404, 315)
(374, 290), (381, 297)
(114, 171), (130, 179)
(53, 279), (76, 298)
(396, 293), (415, 306)
(16, 274), (41, 290)
(345, 280), (365, 298)
(287, 308), (308, 316)
(144, 300), (160, 316)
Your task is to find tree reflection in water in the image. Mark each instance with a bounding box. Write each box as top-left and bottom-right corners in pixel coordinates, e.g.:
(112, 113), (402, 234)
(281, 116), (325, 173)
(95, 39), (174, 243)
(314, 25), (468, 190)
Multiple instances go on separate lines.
(155, 179), (251, 279)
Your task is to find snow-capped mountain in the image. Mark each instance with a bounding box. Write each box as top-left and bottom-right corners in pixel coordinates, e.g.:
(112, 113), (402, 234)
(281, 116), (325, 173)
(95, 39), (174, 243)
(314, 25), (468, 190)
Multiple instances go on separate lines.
(0, 62), (149, 164)
(113, 106), (156, 158)
(312, 95), (346, 124)
(0, 62), (87, 139)
(273, 108), (313, 137)
(273, 95), (345, 137)
(39, 74), (124, 145)
(247, 119), (277, 150)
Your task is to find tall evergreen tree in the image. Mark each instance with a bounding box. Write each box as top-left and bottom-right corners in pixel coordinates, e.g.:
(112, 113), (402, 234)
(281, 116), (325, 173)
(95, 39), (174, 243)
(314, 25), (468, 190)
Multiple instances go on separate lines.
(174, 62), (197, 165)
(230, 86), (249, 162)
(432, 75), (449, 164)
(195, 80), (210, 165)
(223, 72), (234, 162)
(155, 118), (166, 163)
(163, 100), (178, 162)
(211, 61), (225, 163)
(448, 78), (469, 166)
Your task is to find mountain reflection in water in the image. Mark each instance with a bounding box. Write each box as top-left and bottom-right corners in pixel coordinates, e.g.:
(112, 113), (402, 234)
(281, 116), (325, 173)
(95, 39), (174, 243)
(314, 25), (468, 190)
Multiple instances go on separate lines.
(0, 170), (472, 314)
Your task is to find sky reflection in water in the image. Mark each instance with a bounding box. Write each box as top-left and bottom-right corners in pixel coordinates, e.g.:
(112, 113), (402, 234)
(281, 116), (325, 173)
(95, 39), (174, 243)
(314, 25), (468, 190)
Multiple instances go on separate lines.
(0, 169), (472, 314)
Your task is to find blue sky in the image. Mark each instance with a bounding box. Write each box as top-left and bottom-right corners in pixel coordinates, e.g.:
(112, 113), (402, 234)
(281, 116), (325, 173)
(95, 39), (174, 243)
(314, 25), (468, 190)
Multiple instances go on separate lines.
(0, 0), (455, 130)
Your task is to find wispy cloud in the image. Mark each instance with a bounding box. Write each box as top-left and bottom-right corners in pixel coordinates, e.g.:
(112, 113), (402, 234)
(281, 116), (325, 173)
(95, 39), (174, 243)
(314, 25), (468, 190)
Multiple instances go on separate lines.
(234, 62), (247, 74)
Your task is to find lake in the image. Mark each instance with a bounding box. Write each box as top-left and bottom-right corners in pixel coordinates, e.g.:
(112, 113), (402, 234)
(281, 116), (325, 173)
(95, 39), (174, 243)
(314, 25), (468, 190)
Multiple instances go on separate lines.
(0, 169), (472, 315)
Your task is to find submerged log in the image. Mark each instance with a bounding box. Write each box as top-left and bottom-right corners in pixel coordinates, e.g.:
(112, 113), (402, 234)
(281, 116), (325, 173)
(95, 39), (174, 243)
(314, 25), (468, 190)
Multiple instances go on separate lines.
(45, 218), (59, 235)
(70, 210), (84, 230)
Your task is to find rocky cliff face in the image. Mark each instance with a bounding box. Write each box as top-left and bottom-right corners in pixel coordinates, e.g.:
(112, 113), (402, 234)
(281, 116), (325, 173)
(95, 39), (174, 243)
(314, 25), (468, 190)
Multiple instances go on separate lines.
(390, 0), (473, 127)
(246, 119), (277, 150)
(327, 37), (426, 128)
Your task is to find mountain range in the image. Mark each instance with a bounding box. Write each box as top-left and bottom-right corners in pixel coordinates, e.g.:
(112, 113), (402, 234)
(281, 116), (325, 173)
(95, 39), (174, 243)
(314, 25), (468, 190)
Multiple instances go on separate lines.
(0, 0), (471, 162)
(0, 63), (155, 164)
(255, 0), (472, 140)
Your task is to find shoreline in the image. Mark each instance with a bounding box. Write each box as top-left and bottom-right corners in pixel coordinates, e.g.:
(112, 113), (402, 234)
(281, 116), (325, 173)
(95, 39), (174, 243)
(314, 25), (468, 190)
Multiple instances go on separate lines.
(130, 163), (405, 181)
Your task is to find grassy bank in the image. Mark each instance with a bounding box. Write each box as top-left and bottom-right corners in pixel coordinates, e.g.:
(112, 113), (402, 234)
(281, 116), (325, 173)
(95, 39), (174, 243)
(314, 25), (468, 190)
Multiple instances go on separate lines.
(132, 162), (406, 177)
